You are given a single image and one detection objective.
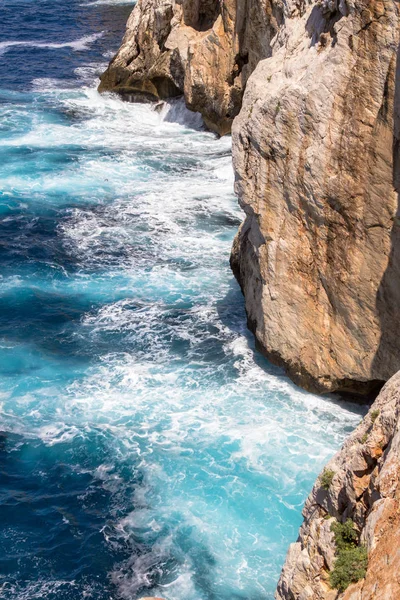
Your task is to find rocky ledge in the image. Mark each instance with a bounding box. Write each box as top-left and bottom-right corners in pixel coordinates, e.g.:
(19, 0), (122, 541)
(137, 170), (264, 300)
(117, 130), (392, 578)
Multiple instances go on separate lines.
(98, 0), (283, 135)
(276, 369), (400, 600)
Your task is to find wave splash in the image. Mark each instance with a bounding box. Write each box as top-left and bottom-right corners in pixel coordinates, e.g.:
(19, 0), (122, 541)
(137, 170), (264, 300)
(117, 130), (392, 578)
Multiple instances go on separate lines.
(0, 12), (365, 600)
(0, 33), (104, 56)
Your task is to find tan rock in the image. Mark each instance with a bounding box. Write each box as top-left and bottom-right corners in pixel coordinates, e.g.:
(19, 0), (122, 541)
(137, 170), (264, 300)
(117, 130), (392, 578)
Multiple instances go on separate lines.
(276, 370), (400, 600)
(100, 0), (400, 393)
(352, 473), (370, 500)
(98, 0), (283, 134)
(232, 0), (400, 394)
(105, 3), (400, 598)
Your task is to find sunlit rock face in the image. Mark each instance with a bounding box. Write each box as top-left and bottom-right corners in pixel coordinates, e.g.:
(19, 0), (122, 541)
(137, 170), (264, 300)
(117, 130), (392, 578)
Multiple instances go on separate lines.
(98, 0), (283, 135)
(232, 0), (400, 394)
(276, 370), (400, 600)
(101, 0), (400, 394)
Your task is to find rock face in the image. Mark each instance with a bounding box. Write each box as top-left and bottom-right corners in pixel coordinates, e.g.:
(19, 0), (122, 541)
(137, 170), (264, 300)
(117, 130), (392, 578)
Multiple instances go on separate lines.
(101, 0), (400, 393)
(99, 0), (283, 134)
(105, 2), (400, 598)
(276, 369), (400, 600)
(231, 0), (400, 394)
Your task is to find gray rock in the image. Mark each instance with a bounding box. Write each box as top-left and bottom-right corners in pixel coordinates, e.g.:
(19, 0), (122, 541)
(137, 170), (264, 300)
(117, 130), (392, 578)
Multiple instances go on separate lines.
(276, 370), (400, 599)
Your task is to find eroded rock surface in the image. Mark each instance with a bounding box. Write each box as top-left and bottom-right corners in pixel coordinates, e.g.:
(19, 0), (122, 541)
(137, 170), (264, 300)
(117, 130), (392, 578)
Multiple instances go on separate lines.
(232, 0), (400, 394)
(101, 0), (400, 392)
(276, 370), (400, 600)
(99, 0), (283, 134)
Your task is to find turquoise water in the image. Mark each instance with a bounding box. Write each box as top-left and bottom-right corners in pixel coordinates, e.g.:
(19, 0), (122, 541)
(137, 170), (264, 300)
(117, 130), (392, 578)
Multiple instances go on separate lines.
(0, 1), (364, 599)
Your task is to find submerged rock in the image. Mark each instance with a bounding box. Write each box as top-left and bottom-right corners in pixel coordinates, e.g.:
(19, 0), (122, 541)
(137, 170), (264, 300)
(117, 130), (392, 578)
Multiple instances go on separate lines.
(98, 0), (283, 135)
(276, 369), (400, 600)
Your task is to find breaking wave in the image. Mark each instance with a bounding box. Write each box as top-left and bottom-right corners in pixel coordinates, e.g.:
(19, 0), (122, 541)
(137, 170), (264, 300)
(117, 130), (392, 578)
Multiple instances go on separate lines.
(0, 33), (104, 56)
(0, 1), (365, 599)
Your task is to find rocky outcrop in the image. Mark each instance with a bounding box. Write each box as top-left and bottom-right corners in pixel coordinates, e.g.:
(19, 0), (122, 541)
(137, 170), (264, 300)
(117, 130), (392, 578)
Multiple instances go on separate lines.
(99, 0), (283, 134)
(231, 0), (400, 394)
(101, 0), (400, 393)
(104, 2), (400, 596)
(276, 369), (400, 600)
(104, 2), (400, 598)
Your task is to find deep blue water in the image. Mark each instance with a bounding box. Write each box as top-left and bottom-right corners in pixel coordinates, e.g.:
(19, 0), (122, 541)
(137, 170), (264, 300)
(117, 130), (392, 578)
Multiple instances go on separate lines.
(0, 1), (365, 599)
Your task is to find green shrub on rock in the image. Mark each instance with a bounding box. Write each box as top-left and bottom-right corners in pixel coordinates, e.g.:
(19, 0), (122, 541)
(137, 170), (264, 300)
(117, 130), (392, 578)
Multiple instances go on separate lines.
(329, 546), (368, 592)
(320, 468), (335, 490)
(329, 519), (368, 592)
(331, 519), (358, 550)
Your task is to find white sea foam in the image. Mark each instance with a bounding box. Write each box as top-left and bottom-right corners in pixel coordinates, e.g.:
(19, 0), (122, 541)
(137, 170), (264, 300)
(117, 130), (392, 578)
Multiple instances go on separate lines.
(0, 71), (365, 600)
(0, 579), (77, 600)
(85, 0), (135, 5)
(30, 77), (70, 91)
(74, 63), (108, 82)
(0, 33), (104, 56)
(6, 321), (359, 600)
(159, 97), (205, 131)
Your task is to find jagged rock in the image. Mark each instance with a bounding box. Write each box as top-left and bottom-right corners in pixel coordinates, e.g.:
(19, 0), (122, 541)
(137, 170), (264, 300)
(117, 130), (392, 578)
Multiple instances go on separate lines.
(101, 0), (400, 393)
(105, 2), (400, 598)
(232, 0), (400, 394)
(99, 0), (284, 135)
(276, 370), (400, 600)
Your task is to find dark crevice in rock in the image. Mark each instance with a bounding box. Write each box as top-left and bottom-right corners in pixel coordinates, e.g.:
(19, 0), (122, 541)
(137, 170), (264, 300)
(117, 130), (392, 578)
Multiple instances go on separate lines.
(157, 7), (174, 50)
(305, 4), (345, 47)
(183, 0), (221, 31)
(227, 52), (249, 86)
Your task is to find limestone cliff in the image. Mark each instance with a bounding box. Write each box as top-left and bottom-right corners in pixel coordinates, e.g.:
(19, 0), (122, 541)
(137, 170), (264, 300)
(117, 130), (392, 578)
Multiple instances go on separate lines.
(101, 0), (400, 394)
(231, 0), (400, 394)
(98, 0), (283, 134)
(276, 370), (400, 600)
(103, 2), (400, 598)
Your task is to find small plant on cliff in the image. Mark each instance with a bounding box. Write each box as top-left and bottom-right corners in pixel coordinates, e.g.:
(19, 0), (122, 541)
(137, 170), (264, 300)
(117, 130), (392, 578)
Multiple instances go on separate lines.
(360, 432), (368, 444)
(330, 519), (368, 592)
(331, 519), (358, 550)
(330, 546), (368, 592)
(370, 409), (380, 423)
(320, 468), (335, 490)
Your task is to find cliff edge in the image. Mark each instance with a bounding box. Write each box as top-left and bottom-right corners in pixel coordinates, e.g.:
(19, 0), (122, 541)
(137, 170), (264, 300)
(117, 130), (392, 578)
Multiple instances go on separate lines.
(101, 1), (400, 598)
(100, 0), (400, 395)
(231, 0), (400, 395)
(276, 369), (400, 600)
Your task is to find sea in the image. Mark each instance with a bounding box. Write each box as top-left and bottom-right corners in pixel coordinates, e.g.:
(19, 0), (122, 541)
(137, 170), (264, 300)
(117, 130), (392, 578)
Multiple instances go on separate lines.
(0, 1), (364, 598)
